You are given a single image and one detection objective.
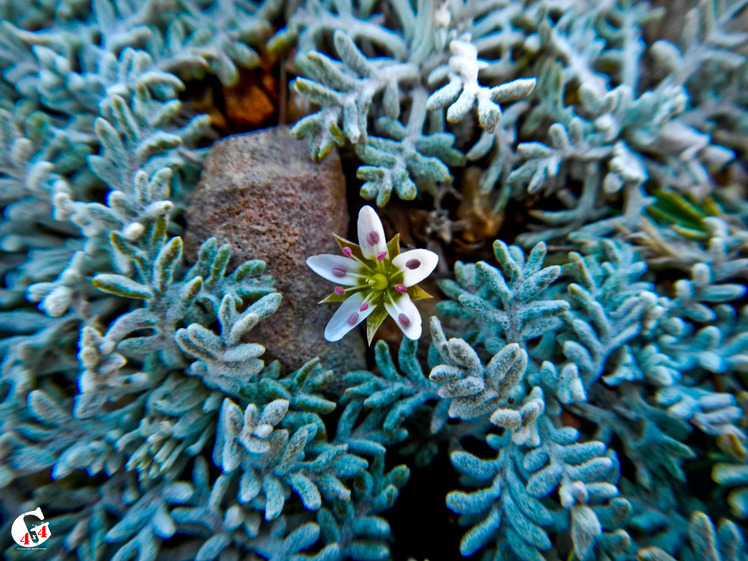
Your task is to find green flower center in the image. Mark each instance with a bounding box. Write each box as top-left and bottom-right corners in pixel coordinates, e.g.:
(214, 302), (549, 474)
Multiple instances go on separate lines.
(371, 273), (388, 291)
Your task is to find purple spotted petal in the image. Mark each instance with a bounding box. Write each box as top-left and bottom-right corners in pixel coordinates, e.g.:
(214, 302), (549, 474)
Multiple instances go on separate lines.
(324, 292), (376, 342)
(357, 205), (387, 260)
(384, 294), (422, 340)
(392, 249), (439, 286)
(306, 255), (362, 286)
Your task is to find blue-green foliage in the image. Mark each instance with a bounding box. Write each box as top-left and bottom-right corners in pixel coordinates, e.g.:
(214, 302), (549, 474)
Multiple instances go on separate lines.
(435, 234), (748, 559)
(316, 455), (409, 561)
(425, 241), (630, 560)
(0, 1), (406, 560)
(447, 425), (628, 561)
(438, 240), (569, 351)
(278, 0), (746, 242)
(503, 0), (742, 246)
(279, 0), (535, 206)
(430, 316), (544, 445)
(559, 239), (660, 386)
(2, 1), (748, 561)
(212, 397), (365, 519)
(341, 347), (437, 446)
(447, 434), (555, 560)
(637, 511), (747, 561)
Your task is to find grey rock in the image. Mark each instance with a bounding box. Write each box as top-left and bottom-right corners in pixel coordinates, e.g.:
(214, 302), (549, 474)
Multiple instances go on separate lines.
(184, 125), (366, 373)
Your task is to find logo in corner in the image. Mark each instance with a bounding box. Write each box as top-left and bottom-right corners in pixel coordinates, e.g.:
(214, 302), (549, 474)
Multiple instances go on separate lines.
(11, 507), (51, 548)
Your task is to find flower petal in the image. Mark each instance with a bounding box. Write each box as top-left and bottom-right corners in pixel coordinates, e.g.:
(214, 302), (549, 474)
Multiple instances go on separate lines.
(324, 292), (376, 342)
(357, 205), (387, 260)
(384, 294), (422, 340)
(392, 249), (439, 286)
(306, 255), (362, 286)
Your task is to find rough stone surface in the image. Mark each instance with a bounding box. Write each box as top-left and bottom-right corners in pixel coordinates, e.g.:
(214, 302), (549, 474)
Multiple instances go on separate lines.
(184, 125), (366, 373)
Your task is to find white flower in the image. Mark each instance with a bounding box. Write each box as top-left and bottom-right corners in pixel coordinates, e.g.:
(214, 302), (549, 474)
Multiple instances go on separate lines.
(306, 205), (439, 344)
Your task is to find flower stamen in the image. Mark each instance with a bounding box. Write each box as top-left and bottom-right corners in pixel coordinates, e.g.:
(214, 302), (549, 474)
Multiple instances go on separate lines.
(342, 247), (352, 257)
(394, 284), (407, 293)
(376, 251), (388, 261)
(334, 286), (345, 295)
